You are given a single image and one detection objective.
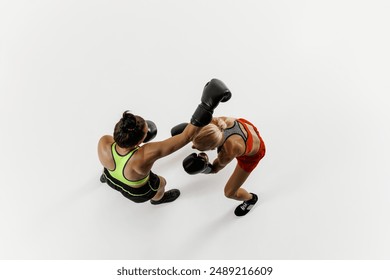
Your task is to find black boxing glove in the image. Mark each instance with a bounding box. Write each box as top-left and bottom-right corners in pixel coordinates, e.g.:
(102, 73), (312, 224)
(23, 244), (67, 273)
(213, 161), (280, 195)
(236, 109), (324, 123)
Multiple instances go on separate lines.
(183, 153), (213, 175)
(143, 120), (157, 143)
(191, 79), (232, 127)
(170, 122), (188, 136)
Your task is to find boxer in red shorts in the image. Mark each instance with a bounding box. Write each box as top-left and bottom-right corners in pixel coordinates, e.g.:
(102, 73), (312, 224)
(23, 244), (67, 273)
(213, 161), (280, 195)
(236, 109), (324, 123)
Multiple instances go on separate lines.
(175, 117), (266, 216)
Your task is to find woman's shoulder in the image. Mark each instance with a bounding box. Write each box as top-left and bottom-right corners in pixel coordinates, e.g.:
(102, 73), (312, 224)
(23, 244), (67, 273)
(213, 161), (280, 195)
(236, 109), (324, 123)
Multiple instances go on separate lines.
(98, 135), (114, 148)
(214, 116), (236, 126)
(98, 135), (115, 168)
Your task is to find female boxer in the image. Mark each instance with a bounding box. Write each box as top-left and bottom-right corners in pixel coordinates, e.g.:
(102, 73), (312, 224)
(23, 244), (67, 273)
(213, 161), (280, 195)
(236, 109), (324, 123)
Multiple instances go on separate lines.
(181, 117), (266, 216)
(98, 78), (232, 204)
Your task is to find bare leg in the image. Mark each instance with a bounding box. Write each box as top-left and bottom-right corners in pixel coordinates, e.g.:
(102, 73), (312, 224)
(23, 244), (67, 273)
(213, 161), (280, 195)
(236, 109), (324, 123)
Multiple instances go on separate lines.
(150, 176), (180, 205)
(224, 164), (258, 216)
(224, 164), (253, 201)
(151, 176), (166, 201)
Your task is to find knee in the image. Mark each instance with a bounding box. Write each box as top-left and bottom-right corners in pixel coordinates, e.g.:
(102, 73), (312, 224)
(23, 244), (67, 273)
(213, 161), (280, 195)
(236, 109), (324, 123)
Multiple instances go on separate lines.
(224, 188), (236, 199)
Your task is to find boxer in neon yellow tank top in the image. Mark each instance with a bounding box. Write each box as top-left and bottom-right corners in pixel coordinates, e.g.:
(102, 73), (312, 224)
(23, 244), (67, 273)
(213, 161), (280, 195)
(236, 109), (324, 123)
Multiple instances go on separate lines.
(99, 112), (195, 203)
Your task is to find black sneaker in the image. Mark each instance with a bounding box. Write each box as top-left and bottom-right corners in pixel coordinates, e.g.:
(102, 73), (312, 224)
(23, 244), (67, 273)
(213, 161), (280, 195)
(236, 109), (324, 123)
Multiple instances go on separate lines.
(100, 174), (107, 183)
(150, 189), (180, 205)
(234, 193), (258, 216)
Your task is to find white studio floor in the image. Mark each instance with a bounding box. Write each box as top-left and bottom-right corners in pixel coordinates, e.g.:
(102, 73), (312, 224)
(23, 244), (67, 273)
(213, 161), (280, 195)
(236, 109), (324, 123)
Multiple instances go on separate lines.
(1, 0), (390, 260)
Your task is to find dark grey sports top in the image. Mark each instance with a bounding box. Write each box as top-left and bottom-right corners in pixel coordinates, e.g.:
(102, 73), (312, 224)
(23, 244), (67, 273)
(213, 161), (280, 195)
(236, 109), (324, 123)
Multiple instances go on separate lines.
(217, 120), (247, 153)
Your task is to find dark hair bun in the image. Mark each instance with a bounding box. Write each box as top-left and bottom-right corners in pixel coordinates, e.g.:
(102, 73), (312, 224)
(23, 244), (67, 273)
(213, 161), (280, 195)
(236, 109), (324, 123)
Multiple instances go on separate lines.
(121, 111), (136, 131)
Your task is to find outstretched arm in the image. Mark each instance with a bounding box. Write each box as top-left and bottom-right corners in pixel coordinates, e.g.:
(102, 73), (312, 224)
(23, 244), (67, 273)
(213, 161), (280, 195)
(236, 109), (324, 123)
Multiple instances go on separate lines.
(143, 124), (200, 164)
(140, 78), (232, 173)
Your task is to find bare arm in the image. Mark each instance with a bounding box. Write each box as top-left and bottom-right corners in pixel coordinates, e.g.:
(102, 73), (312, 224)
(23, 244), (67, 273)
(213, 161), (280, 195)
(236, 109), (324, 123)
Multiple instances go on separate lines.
(211, 152), (236, 173)
(141, 124), (200, 165)
(211, 141), (243, 173)
(97, 135), (115, 169)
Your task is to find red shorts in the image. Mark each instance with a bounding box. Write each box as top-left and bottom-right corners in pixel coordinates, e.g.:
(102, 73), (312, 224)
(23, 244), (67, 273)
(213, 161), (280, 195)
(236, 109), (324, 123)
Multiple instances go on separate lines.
(236, 133), (266, 173)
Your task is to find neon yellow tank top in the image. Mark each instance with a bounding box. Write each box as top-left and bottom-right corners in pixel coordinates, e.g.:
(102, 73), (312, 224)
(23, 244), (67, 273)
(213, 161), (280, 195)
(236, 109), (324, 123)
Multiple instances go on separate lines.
(108, 143), (150, 186)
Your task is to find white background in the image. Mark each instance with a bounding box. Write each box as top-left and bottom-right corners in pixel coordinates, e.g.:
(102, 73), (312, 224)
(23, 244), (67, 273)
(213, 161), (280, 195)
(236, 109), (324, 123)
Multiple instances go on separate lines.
(1, 0), (389, 260)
